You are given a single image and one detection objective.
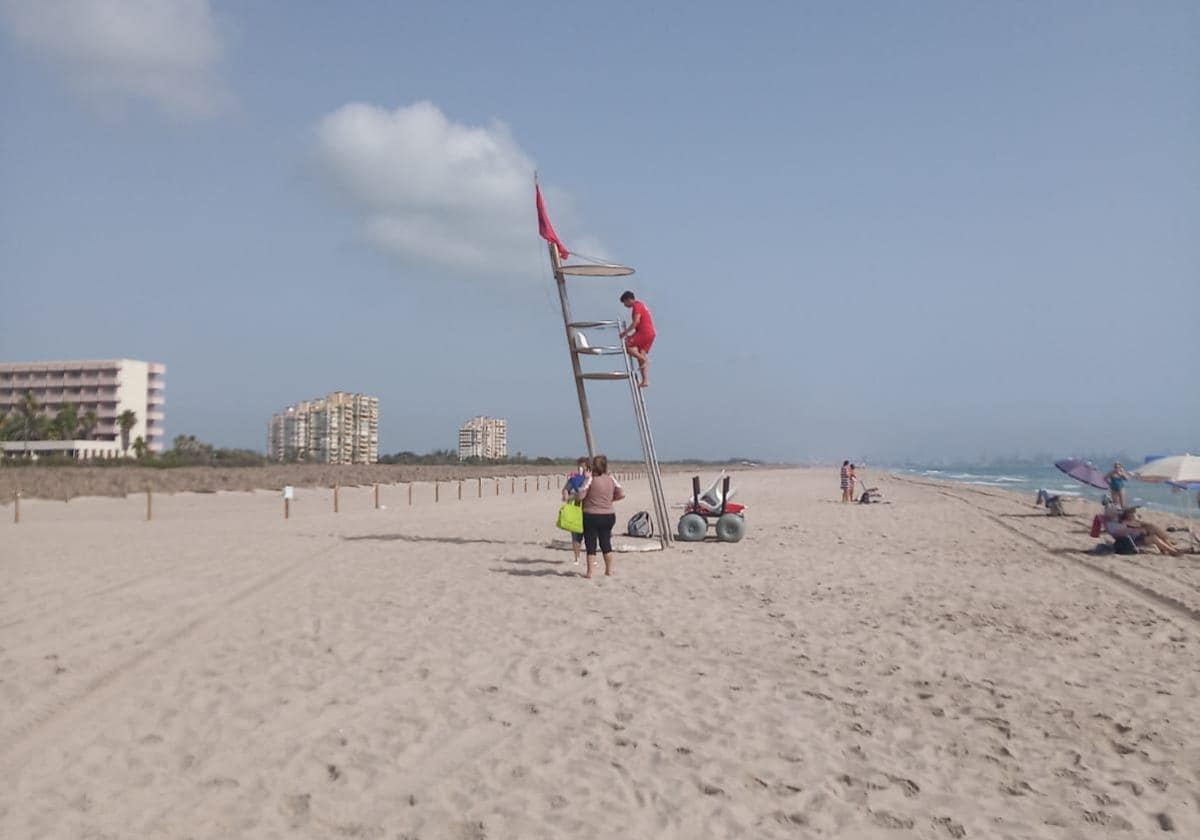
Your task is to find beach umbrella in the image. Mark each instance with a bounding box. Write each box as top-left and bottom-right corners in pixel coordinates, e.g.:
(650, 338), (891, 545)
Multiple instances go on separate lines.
(1134, 454), (1200, 484)
(1054, 458), (1109, 490)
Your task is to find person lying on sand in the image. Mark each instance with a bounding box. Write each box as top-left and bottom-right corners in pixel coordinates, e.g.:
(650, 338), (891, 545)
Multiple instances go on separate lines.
(1118, 509), (1183, 556)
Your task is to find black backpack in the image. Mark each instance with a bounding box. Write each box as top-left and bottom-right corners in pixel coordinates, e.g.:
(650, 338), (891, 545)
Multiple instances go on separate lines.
(627, 511), (653, 538)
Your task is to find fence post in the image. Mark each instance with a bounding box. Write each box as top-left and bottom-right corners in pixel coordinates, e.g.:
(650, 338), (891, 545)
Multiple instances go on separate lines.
(478, 477), (483, 498)
(374, 484), (380, 509)
(511, 477), (515, 494)
(13, 490), (19, 524)
(284, 497), (290, 520)
(435, 481), (440, 502)
(146, 488), (152, 522)
(408, 483), (413, 506)
(495, 478), (500, 496)
(334, 484), (340, 513)
(524, 477), (528, 493)
(458, 480), (463, 500)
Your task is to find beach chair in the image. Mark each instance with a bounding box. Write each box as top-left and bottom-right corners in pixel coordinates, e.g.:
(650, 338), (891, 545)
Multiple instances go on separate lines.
(698, 471), (736, 508)
(1103, 520), (1144, 554)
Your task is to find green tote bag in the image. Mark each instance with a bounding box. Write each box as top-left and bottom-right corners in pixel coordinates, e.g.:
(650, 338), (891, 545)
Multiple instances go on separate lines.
(556, 500), (583, 534)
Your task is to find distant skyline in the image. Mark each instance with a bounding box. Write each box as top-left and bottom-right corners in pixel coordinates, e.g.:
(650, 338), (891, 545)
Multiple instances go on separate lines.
(2, 1), (1196, 463)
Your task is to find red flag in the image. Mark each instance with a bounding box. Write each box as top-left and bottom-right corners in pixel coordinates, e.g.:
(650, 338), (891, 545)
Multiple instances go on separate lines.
(535, 183), (569, 260)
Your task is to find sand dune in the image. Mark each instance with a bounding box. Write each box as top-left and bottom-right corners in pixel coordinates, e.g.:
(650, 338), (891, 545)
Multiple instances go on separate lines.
(2, 469), (1197, 838)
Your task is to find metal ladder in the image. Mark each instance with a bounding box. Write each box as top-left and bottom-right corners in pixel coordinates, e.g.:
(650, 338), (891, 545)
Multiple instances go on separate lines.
(620, 322), (673, 548)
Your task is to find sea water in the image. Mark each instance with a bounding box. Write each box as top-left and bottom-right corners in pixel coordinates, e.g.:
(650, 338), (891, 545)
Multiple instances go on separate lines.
(890, 462), (1198, 518)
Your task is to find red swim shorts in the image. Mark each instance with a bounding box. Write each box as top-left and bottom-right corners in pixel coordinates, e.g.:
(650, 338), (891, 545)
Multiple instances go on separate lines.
(626, 333), (655, 353)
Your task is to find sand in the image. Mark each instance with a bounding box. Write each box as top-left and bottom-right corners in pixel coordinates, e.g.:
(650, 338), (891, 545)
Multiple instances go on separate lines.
(2, 469), (1198, 838)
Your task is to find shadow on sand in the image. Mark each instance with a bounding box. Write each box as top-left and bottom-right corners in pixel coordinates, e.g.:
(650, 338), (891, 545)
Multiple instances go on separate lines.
(491, 557), (578, 578)
(999, 513), (1078, 520)
(491, 567), (581, 578)
(343, 533), (513, 546)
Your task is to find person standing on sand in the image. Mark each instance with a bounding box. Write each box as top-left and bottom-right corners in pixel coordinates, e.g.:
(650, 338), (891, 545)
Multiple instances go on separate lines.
(561, 456), (591, 564)
(840, 461), (851, 502)
(619, 291), (656, 388)
(847, 464), (858, 502)
(576, 454), (625, 578)
(1106, 462), (1131, 509)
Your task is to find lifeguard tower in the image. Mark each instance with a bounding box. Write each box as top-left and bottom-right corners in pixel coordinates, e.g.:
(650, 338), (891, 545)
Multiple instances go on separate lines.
(543, 242), (672, 549)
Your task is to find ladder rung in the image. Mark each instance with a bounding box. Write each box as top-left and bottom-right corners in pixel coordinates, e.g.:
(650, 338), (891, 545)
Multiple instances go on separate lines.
(579, 371), (631, 380)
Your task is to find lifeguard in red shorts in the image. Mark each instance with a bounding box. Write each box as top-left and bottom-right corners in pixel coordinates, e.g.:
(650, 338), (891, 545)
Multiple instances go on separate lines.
(619, 290), (656, 388)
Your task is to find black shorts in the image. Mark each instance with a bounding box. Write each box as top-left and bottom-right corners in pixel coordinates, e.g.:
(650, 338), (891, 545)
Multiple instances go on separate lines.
(582, 513), (617, 555)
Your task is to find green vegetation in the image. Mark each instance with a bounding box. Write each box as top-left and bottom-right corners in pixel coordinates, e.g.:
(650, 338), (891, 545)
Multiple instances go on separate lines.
(378, 450), (564, 467)
(117, 409), (137, 456)
(0, 394), (106, 443)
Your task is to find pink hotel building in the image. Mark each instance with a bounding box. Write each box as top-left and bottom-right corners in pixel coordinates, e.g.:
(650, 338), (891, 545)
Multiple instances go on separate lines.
(0, 359), (166, 457)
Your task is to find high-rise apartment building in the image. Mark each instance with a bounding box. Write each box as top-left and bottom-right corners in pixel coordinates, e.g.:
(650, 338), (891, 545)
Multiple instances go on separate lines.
(458, 416), (508, 460)
(267, 392), (378, 464)
(0, 359), (166, 458)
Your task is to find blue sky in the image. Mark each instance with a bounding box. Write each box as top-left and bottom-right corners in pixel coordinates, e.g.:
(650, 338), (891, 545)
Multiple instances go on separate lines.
(2, 1), (1197, 463)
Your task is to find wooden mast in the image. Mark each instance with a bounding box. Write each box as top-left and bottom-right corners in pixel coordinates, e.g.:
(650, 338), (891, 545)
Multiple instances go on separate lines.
(548, 241), (597, 457)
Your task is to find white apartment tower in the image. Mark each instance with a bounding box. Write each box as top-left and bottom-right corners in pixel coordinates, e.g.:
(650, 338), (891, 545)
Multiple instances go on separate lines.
(0, 359), (166, 458)
(268, 392), (379, 464)
(458, 416), (508, 461)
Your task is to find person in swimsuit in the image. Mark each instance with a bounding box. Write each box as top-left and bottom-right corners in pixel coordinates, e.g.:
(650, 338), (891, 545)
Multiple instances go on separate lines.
(1106, 462), (1130, 509)
(840, 460), (851, 502)
(619, 291), (656, 388)
(1118, 508), (1182, 556)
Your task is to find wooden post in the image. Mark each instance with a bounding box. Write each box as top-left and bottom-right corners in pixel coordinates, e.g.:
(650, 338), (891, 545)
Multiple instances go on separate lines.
(408, 483), (413, 506)
(13, 490), (19, 524)
(511, 477), (515, 494)
(146, 488), (152, 521)
(458, 480), (463, 500)
(548, 239), (597, 457)
(435, 481), (440, 502)
(284, 497), (290, 520)
(495, 478), (500, 496)
(524, 477), (528, 493)
(478, 477), (482, 498)
(374, 484), (380, 509)
(334, 484), (340, 513)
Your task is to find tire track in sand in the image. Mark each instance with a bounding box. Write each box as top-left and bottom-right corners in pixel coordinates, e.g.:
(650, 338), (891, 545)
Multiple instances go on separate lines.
(0, 544), (331, 770)
(896, 477), (1200, 627)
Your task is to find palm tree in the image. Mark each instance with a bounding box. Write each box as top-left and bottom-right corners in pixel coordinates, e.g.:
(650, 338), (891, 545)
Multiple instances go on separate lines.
(17, 391), (41, 457)
(117, 409), (137, 457)
(80, 410), (99, 441)
(54, 403), (80, 441)
(132, 436), (148, 460)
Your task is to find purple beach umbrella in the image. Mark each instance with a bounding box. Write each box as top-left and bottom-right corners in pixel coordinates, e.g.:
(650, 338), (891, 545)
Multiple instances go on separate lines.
(1054, 458), (1110, 491)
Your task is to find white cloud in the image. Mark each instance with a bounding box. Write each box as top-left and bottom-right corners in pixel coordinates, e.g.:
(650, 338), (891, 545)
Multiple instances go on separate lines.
(314, 100), (594, 276)
(0, 0), (229, 118)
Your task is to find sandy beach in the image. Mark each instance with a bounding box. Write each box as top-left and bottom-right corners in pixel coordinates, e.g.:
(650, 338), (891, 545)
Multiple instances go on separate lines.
(2, 468), (1198, 838)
